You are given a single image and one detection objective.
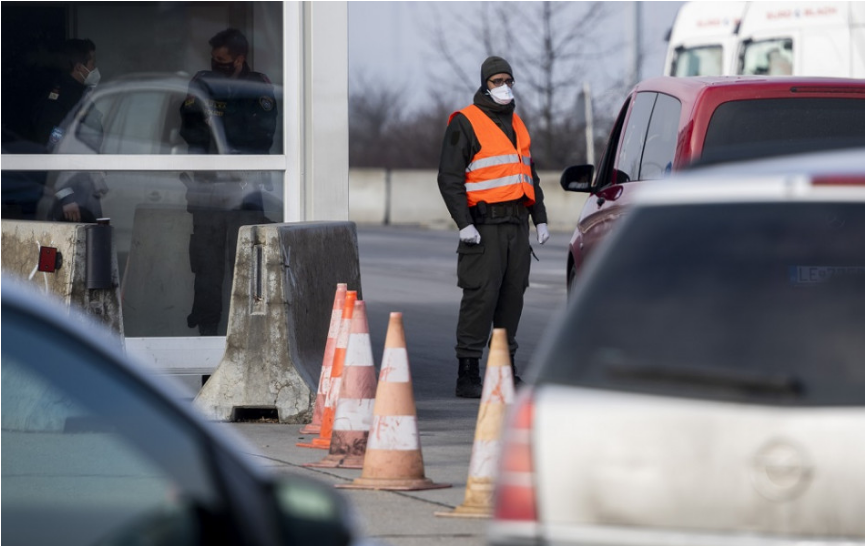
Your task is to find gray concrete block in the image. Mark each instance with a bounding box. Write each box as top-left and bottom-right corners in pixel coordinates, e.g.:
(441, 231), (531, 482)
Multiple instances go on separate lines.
(194, 222), (362, 423)
(1, 220), (123, 336)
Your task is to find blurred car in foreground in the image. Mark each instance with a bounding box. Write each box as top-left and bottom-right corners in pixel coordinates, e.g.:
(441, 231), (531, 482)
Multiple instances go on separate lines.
(560, 76), (865, 289)
(1, 279), (358, 546)
(490, 159), (865, 546)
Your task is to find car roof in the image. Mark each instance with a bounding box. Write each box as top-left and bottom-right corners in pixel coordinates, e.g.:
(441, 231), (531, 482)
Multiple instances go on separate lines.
(632, 148), (865, 206)
(633, 75), (865, 99)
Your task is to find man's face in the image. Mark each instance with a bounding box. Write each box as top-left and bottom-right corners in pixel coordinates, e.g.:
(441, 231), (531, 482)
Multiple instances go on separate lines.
(83, 51), (96, 72)
(211, 46), (244, 78)
(486, 72), (514, 90)
(73, 51), (96, 82)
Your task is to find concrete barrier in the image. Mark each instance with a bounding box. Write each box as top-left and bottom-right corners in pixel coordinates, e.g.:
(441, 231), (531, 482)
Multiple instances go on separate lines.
(194, 221), (362, 423)
(1, 220), (123, 335)
(348, 168), (588, 232)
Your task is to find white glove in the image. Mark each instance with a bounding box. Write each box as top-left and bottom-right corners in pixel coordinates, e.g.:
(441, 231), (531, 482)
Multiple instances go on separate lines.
(459, 224), (481, 245)
(537, 223), (550, 245)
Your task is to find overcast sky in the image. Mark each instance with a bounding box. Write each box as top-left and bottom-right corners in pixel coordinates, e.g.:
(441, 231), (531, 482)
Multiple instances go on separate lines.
(348, 1), (685, 111)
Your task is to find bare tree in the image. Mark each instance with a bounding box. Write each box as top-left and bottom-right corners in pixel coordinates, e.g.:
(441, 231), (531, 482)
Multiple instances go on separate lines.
(348, 75), (407, 168)
(421, 1), (628, 169)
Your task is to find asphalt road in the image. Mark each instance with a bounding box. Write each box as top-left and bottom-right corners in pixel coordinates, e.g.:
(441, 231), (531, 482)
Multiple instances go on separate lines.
(230, 224), (574, 546)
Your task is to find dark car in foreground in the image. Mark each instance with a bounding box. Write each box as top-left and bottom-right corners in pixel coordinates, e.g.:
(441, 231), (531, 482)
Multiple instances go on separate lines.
(490, 155), (865, 546)
(1, 279), (359, 546)
(560, 76), (865, 289)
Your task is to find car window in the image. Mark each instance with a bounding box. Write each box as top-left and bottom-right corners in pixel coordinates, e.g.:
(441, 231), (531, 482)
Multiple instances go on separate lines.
(639, 93), (681, 180)
(701, 98), (865, 165)
(1, 310), (226, 546)
(672, 45), (724, 77)
(537, 202), (865, 406)
(616, 92), (657, 184)
(101, 91), (176, 154)
(593, 98), (631, 189)
(741, 38), (794, 75)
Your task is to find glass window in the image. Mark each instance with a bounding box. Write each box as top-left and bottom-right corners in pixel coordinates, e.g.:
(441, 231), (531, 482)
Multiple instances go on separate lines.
(639, 93), (681, 180)
(2, 311), (223, 545)
(1, 2), (283, 154)
(538, 202), (865, 406)
(616, 92), (657, 183)
(593, 98), (631, 189)
(0, 169), (284, 336)
(741, 38), (794, 75)
(701, 98), (865, 165)
(673, 45), (724, 77)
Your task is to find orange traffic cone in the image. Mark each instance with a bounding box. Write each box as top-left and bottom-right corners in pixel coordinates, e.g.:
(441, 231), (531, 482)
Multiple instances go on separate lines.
(300, 283), (347, 435)
(297, 290), (357, 449)
(306, 300), (378, 468)
(338, 312), (450, 491)
(436, 328), (514, 518)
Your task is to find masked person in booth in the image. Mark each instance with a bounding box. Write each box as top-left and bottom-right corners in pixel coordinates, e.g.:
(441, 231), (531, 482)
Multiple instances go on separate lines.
(437, 56), (550, 398)
(179, 28), (277, 336)
(32, 38), (107, 223)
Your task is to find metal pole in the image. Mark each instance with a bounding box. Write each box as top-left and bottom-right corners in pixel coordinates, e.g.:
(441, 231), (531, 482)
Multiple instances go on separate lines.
(583, 82), (595, 166)
(631, 1), (642, 87)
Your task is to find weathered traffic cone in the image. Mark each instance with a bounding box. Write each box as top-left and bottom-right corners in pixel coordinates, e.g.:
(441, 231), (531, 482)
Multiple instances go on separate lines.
(338, 312), (450, 491)
(305, 300), (377, 468)
(300, 283), (347, 435)
(436, 328), (514, 517)
(297, 290), (357, 449)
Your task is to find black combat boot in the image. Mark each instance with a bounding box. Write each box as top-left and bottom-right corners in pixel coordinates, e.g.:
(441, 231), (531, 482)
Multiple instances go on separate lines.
(455, 358), (483, 398)
(511, 354), (523, 387)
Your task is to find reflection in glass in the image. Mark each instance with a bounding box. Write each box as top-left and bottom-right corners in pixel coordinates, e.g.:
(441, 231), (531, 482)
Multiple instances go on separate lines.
(1, 169), (284, 338)
(1, 2), (284, 154)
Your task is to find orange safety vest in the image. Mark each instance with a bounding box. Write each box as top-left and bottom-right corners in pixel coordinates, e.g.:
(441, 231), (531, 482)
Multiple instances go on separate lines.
(448, 104), (536, 207)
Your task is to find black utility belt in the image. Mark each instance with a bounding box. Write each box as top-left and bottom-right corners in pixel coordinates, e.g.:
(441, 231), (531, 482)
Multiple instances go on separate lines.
(470, 200), (528, 223)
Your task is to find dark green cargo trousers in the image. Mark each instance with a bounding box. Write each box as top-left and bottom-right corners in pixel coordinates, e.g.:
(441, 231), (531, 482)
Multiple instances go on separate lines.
(455, 220), (531, 359)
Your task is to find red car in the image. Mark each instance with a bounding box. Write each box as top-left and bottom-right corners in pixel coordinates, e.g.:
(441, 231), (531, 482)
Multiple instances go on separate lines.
(561, 76), (865, 289)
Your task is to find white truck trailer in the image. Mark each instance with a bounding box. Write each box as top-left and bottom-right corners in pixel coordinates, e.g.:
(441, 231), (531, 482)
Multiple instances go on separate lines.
(665, 2), (865, 77)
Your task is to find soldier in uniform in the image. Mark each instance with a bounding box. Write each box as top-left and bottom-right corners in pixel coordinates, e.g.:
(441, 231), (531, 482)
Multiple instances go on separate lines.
(180, 28), (277, 336)
(437, 56), (550, 398)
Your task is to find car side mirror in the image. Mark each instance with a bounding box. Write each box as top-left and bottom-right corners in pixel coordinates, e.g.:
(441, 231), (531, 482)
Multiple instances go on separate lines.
(560, 165), (594, 192)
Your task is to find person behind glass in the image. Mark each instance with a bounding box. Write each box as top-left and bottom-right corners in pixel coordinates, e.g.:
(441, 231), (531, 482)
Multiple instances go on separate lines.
(437, 56), (550, 398)
(180, 27), (277, 336)
(32, 38), (106, 223)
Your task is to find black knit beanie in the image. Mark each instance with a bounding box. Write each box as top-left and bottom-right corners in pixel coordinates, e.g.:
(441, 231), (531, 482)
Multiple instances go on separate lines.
(481, 56), (513, 86)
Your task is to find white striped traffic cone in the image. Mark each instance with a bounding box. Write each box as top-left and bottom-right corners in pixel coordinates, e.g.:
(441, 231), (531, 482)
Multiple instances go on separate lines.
(301, 283), (347, 435)
(338, 312), (450, 491)
(297, 290), (357, 449)
(436, 328), (514, 517)
(305, 300), (377, 468)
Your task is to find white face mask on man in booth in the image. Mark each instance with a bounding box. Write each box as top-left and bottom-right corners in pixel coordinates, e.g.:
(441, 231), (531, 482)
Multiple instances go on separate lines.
(488, 84), (514, 105)
(79, 65), (101, 87)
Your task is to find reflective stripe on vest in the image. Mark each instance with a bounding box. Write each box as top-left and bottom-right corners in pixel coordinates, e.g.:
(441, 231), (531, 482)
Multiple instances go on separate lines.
(449, 104), (536, 207)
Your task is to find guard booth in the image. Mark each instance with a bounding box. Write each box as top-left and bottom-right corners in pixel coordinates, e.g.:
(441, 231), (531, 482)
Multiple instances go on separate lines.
(1, 2), (349, 374)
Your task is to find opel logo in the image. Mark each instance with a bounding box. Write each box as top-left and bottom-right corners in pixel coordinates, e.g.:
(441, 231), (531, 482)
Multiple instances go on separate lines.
(750, 439), (813, 501)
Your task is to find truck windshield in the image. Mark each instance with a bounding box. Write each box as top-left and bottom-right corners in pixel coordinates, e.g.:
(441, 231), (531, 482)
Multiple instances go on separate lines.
(741, 38), (794, 75)
(673, 45), (724, 76)
(538, 202), (865, 406)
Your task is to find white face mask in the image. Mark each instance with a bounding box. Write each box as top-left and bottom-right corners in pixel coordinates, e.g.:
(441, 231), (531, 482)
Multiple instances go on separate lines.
(489, 84), (514, 105)
(80, 65), (101, 87)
